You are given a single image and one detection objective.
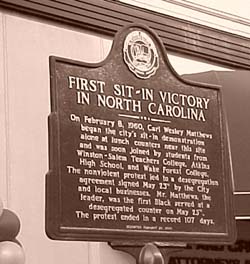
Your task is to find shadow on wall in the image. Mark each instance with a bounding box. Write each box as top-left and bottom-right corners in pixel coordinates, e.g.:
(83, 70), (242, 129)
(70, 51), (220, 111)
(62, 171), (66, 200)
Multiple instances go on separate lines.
(182, 70), (250, 192)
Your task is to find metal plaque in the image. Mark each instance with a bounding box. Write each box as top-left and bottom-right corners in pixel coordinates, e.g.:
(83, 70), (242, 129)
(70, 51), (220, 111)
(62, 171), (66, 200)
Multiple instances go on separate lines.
(46, 23), (236, 243)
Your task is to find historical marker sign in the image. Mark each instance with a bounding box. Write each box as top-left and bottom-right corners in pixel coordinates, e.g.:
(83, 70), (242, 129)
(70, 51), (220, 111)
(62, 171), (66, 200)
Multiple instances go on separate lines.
(46, 24), (236, 243)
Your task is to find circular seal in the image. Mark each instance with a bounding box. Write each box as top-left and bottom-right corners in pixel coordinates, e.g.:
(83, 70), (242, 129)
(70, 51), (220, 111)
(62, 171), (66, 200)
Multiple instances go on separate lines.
(123, 30), (159, 79)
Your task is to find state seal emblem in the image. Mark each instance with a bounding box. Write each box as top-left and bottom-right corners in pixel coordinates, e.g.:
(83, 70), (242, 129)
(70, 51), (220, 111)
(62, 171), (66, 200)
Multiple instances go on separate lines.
(123, 30), (159, 79)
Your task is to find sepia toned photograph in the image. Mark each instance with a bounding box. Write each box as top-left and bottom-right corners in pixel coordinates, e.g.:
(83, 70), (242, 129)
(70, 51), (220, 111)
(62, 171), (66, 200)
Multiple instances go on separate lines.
(0, 1), (250, 264)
